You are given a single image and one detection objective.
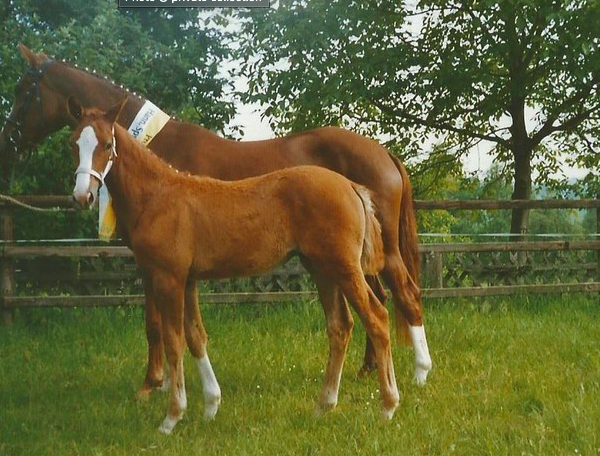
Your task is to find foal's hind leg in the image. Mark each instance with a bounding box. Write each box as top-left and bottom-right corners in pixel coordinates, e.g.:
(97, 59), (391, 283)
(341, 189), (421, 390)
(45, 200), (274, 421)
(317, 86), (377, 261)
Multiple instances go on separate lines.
(382, 254), (432, 385)
(138, 273), (166, 400)
(183, 279), (221, 421)
(308, 271), (354, 415)
(338, 270), (399, 419)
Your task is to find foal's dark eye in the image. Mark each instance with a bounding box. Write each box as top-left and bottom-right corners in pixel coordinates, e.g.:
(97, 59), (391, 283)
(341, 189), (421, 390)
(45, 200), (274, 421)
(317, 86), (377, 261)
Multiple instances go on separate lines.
(104, 142), (112, 151)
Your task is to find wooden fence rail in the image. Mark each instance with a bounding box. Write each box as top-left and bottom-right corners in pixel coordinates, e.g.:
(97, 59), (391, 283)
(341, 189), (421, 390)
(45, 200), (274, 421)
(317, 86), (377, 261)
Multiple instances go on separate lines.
(2, 196), (600, 321)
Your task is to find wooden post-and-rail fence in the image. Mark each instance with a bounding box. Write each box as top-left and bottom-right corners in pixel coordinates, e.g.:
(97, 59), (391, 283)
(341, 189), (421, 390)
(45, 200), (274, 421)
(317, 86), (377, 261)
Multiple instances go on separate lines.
(2, 196), (600, 322)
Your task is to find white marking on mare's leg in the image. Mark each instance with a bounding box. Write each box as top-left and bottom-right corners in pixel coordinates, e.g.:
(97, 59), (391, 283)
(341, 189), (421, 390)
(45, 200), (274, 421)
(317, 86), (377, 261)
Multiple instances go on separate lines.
(409, 325), (432, 385)
(196, 355), (221, 420)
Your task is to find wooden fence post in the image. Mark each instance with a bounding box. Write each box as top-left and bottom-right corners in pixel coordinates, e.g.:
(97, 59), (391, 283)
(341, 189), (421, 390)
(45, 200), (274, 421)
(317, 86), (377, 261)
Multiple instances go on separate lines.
(0, 208), (15, 325)
(423, 251), (443, 289)
(597, 200), (600, 284)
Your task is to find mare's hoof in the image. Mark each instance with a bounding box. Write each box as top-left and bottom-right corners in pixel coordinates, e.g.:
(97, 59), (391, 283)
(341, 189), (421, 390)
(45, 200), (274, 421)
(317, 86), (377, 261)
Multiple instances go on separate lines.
(357, 363), (377, 378)
(203, 396), (221, 421)
(158, 377), (171, 393)
(414, 368), (429, 385)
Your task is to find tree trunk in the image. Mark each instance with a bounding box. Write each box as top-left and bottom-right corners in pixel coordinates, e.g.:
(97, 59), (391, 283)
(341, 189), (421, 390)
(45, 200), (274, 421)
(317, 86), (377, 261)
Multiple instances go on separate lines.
(510, 149), (532, 236)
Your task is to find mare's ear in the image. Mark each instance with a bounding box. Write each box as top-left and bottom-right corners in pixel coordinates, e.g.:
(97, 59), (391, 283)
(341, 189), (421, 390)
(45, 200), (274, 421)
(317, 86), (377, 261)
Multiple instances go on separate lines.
(18, 43), (48, 68)
(104, 97), (128, 125)
(67, 96), (83, 121)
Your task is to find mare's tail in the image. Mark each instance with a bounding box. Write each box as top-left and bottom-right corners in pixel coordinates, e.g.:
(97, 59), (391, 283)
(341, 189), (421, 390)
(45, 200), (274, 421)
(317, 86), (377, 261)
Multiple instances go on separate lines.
(351, 184), (385, 276)
(388, 153), (421, 346)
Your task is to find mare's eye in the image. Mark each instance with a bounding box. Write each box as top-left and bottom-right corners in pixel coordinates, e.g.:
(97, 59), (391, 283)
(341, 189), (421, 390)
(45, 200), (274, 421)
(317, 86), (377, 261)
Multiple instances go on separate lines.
(105, 142), (112, 151)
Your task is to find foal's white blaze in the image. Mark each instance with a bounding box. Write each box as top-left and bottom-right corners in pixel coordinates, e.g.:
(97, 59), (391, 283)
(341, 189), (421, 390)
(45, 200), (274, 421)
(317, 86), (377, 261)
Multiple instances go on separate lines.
(409, 325), (432, 385)
(196, 355), (221, 420)
(73, 126), (98, 200)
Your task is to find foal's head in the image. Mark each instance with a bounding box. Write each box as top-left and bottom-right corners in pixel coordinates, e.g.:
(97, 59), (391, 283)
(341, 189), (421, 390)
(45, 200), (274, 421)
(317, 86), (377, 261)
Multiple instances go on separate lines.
(67, 97), (127, 208)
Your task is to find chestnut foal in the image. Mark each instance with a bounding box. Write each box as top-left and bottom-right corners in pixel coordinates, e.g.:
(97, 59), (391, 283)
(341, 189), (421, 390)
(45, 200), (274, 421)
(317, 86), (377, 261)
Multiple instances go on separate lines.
(68, 97), (400, 433)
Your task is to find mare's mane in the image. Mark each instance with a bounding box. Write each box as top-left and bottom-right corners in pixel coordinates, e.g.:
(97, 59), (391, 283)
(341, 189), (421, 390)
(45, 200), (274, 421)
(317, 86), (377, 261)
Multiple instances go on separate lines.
(51, 59), (144, 103)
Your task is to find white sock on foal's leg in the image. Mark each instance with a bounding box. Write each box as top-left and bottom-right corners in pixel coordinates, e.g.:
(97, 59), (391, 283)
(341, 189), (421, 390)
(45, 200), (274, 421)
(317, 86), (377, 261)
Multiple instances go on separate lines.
(158, 368), (187, 435)
(409, 325), (432, 385)
(196, 355), (221, 420)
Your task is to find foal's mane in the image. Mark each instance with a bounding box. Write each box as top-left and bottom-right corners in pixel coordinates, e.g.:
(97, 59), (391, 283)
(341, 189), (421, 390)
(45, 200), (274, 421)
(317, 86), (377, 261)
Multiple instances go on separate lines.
(112, 123), (193, 183)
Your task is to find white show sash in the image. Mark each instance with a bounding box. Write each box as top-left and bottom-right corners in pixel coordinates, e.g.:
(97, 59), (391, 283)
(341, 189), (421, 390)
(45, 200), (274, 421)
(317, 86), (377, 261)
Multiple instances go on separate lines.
(98, 100), (170, 239)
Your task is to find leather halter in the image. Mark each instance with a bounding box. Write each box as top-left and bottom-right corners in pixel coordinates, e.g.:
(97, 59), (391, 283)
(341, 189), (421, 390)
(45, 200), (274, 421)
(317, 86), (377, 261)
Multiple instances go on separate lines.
(3, 59), (55, 149)
(73, 126), (118, 186)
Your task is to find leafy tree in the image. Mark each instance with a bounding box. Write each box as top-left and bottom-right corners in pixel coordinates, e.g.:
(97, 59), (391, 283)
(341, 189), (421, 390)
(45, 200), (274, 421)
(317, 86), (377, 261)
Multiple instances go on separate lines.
(238, 0), (600, 234)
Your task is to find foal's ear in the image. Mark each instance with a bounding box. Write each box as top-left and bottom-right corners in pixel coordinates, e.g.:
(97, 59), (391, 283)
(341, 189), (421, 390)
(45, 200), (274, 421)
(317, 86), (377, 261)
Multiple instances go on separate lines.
(104, 97), (128, 125)
(67, 96), (83, 121)
(17, 43), (48, 68)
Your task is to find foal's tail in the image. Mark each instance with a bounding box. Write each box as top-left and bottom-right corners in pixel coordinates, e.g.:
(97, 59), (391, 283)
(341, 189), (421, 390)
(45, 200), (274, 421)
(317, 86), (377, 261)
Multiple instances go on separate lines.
(351, 184), (385, 276)
(388, 153), (421, 346)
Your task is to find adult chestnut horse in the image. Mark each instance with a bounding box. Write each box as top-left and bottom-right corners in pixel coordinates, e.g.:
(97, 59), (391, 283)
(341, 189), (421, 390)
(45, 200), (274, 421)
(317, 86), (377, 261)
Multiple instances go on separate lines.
(0, 44), (431, 391)
(68, 96), (399, 433)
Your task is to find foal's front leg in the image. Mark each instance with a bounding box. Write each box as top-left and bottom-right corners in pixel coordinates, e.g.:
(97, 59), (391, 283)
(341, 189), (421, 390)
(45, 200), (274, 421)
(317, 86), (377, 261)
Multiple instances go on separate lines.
(137, 274), (166, 400)
(151, 272), (188, 435)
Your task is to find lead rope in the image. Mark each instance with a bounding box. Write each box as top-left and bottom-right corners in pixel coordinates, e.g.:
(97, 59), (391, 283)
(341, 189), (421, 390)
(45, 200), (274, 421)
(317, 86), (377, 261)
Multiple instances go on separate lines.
(0, 194), (73, 212)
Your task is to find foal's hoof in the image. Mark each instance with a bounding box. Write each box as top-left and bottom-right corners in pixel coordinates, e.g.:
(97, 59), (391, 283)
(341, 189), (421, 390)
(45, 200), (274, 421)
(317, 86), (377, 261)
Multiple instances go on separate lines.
(314, 401), (336, 417)
(380, 404), (398, 421)
(158, 415), (181, 435)
(357, 363), (377, 379)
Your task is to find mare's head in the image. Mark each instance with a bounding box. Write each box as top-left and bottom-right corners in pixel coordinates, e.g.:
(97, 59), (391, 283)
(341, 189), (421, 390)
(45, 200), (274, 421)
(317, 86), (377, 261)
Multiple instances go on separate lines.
(0, 43), (62, 157)
(67, 97), (127, 208)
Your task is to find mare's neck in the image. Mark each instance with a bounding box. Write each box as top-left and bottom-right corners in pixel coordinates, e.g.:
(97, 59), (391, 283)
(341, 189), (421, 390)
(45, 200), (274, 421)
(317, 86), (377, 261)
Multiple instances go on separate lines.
(49, 62), (147, 129)
(105, 125), (178, 232)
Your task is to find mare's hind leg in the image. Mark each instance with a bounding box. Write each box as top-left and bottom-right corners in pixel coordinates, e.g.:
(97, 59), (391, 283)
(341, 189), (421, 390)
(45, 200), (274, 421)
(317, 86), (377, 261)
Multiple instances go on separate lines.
(183, 279), (221, 421)
(337, 270), (399, 419)
(307, 268), (354, 414)
(151, 272), (188, 435)
(382, 253), (432, 385)
(359, 275), (387, 377)
(138, 273), (166, 400)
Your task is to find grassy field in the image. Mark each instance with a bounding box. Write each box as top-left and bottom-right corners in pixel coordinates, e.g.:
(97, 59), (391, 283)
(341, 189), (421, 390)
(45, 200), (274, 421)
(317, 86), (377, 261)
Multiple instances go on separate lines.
(1, 294), (600, 456)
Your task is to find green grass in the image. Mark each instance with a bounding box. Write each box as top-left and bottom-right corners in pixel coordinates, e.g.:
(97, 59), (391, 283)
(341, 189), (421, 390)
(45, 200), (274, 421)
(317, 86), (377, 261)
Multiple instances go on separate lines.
(1, 295), (600, 456)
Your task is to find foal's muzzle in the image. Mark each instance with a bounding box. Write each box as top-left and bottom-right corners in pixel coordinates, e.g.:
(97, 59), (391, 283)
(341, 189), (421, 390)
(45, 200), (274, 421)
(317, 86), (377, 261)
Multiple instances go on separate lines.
(72, 177), (100, 209)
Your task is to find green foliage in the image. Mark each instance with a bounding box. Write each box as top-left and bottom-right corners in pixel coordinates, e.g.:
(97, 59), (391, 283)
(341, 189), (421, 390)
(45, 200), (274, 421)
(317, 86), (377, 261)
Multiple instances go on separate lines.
(2, 1), (235, 125)
(419, 164), (594, 237)
(237, 0), (600, 201)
